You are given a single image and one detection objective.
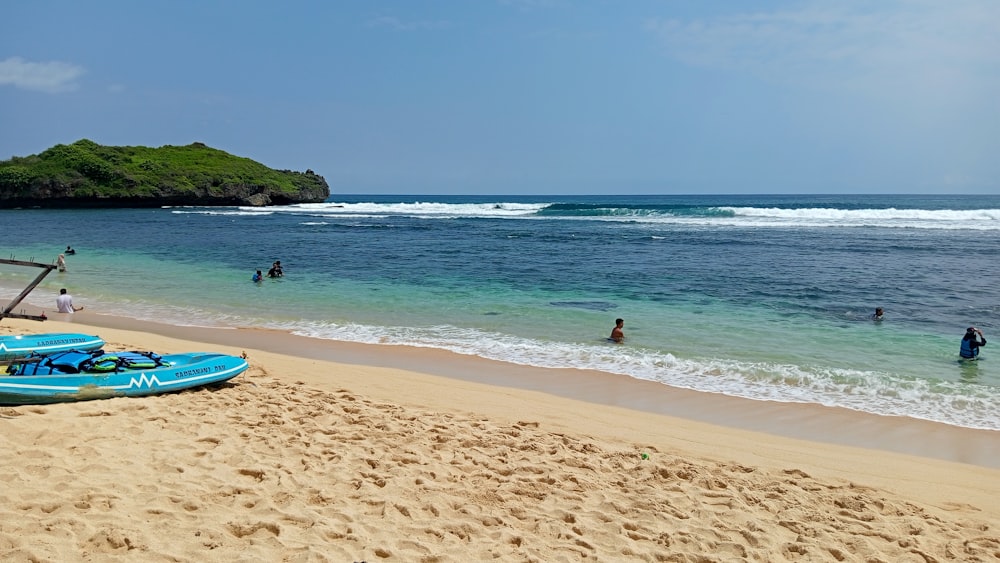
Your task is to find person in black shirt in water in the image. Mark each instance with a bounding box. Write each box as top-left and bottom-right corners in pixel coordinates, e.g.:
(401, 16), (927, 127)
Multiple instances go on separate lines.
(267, 260), (283, 278)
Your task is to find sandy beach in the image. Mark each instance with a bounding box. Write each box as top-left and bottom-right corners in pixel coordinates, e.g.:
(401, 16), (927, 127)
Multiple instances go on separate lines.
(1, 312), (999, 562)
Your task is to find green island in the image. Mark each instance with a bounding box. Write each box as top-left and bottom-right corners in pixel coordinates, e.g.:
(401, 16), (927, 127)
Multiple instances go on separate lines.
(0, 139), (329, 208)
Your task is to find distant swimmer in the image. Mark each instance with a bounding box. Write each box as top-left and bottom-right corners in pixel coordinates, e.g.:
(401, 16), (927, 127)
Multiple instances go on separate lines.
(871, 307), (884, 321)
(252, 270), (263, 283)
(610, 318), (625, 343)
(65, 245), (76, 255)
(960, 327), (986, 359)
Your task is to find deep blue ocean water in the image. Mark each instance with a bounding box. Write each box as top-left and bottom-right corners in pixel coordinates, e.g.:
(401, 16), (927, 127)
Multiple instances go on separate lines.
(2, 194), (999, 430)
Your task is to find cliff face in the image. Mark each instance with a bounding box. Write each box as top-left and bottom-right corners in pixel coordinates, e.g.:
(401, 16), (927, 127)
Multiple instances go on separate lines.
(0, 140), (330, 208)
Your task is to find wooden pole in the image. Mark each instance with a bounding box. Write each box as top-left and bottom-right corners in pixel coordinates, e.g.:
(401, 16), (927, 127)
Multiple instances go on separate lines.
(0, 258), (56, 323)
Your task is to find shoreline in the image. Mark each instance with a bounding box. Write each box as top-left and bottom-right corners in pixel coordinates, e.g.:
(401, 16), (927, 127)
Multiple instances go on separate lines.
(10, 307), (1000, 470)
(2, 311), (999, 560)
(63, 310), (1000, 469)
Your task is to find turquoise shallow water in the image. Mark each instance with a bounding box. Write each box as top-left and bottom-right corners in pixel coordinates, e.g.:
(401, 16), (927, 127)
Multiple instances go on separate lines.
(2, 194), (999, 429)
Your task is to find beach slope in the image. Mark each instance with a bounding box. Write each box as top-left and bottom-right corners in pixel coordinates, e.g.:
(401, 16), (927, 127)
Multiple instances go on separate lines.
(1, 318), (998, 562)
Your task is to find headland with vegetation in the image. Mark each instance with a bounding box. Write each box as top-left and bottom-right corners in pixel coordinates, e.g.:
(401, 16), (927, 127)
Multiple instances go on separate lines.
(0, 139), (329, 208)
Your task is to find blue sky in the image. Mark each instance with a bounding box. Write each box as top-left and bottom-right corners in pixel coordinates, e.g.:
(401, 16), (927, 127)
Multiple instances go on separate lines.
(2, 1), (998, 195)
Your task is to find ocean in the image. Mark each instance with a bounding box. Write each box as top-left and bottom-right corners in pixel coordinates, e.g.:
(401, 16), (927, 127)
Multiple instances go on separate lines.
(2, 194), (998, 431)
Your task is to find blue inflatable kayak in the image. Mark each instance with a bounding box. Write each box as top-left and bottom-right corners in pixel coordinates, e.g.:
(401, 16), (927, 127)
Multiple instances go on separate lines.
(0, 333), (105, 361)
(0, 349), (248, 404)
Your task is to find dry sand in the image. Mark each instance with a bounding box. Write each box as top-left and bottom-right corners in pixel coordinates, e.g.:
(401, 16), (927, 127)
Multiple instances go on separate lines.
(1, 314), (998, 562)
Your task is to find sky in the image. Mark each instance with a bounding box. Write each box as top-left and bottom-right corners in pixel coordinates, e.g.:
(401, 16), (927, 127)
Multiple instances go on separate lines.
(1, 0), (998, 195)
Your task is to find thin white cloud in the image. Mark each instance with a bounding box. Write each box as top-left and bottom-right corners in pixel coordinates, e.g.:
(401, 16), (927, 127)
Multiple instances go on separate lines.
(0, 56), (85, 93)
(645, 1), (1000, 96)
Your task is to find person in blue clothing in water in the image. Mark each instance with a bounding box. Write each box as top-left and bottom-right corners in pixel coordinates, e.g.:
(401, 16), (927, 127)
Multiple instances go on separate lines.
(252, 270), (263, 283)
(960, 327), (986, 359)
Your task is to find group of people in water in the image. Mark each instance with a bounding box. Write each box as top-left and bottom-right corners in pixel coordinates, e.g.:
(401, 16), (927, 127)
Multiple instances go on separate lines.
(53, 243), (986, 361)
(609, 308), (988, 361)
(53, 246), (82, 313)
(252, 260), (284, 283)
(871, 306), (987, 360)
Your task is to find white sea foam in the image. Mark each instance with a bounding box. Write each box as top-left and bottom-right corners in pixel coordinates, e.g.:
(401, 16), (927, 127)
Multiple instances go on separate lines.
(280, 319), (1000, 431)
(170, 208), (276, 217)
(717, 207), (1000, 230)
(167, 201), (1000, 230)
(274, 201), (549, 218)
(628, 207), (1000, 230)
